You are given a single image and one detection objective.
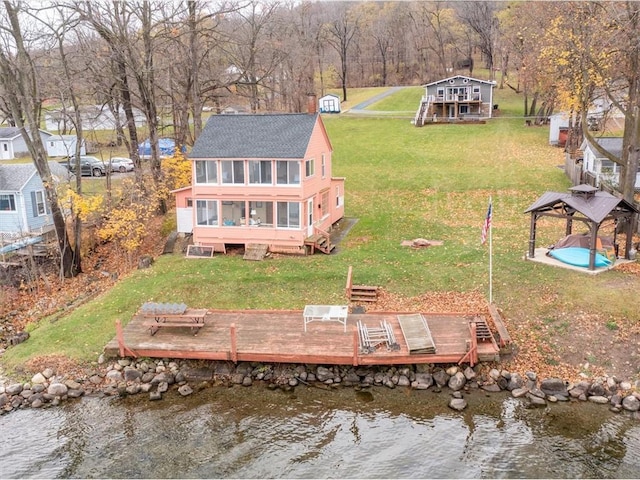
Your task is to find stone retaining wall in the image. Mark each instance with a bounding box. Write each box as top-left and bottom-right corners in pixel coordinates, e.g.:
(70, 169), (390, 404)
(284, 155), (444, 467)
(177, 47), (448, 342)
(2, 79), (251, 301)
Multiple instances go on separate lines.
(1, 358), (639, 417)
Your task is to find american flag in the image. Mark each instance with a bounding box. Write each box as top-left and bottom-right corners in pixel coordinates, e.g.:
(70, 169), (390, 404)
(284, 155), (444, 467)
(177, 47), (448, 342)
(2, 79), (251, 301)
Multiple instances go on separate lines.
(481, 200), (492, 245)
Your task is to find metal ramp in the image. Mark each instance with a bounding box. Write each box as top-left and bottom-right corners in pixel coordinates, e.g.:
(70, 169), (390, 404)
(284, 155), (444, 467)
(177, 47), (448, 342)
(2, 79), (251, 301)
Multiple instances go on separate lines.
(357, 320), (400, 354)
(397, 314), (436, 354)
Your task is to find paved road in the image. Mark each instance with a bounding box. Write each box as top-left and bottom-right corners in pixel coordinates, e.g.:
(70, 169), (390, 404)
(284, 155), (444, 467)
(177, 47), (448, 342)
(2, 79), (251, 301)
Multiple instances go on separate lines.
(348, 86), (407, 111)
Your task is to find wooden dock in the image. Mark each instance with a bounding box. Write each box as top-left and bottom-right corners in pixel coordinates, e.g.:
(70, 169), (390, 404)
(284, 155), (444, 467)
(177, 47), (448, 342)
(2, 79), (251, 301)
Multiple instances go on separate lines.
(104, 309), (501, 367)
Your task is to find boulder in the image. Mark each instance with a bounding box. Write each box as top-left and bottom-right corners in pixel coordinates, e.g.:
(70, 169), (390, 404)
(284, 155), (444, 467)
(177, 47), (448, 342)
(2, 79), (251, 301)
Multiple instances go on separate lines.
(178, 385), (193, 396)
(448, 372), (466, 391)
(622, 395), (640, 412)
(540, 378), (568, 397)
(448, 398), (467, 411)
(31, 373), (47, 385)
(47, 383), (68, 397)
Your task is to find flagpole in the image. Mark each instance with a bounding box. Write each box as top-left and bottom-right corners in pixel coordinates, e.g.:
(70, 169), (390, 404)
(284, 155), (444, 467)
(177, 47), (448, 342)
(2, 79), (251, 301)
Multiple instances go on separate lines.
(489, 196), (493, 304)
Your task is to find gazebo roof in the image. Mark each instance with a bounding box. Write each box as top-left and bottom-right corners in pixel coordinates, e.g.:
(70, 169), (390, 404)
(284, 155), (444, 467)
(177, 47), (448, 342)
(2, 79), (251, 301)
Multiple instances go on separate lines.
(524, 185), (638, 224)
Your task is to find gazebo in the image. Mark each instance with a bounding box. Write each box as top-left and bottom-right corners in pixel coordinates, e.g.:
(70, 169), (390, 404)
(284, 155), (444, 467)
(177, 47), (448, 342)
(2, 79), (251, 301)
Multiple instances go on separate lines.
(525, 185), (638, 270)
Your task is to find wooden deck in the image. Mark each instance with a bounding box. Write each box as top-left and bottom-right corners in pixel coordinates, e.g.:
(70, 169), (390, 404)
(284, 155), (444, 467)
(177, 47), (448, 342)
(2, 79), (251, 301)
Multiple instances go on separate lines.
(104, 310), (501, 367)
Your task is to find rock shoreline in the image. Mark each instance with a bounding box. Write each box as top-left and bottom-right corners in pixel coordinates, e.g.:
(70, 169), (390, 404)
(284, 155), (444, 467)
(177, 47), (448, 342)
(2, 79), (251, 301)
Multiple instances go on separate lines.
(1, 358), (639, 418)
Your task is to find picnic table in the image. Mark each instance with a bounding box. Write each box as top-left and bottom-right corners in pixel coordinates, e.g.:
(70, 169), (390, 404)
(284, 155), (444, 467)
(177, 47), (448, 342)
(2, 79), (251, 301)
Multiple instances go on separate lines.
(140, 303), (208, 336)
(303, 305), (348, 332)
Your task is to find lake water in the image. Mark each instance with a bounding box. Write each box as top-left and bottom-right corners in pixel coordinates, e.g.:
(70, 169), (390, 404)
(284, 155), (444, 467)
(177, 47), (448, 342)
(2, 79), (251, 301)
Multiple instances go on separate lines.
(1, 385), (639, 479)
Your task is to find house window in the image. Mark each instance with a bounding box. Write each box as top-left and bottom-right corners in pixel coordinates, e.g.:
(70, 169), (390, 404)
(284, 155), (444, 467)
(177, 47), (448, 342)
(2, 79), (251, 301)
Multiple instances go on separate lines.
(196, 200), (218, 226)
(221, 200), (245, 226)
(195, 160), (217, 184)
(35, 191), (46, 216)
(249, 201), (273, 226)
(276, 161), (300, 185)
(321, 191), (329, 217)
(2, 143), (7, 152)
(249, 160), (272, 184)
(305, 158), (315, 177)
(321, 154), (326, 178)
(221, 160), (244, 184)
(277, 201), (300, 228)
(459, 105), (469, 115)
(336, 185), (341, 207)
(0, 194), (16, 211)
(186, 197), (193, 208)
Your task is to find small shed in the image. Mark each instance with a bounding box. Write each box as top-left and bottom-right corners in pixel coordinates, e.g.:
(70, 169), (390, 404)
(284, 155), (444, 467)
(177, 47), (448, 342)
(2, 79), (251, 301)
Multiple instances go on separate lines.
(319, 94), (341, 114)
(549, 113), (570, 147)
(45, 134), (86, 157)
(524, 184), (638, 270)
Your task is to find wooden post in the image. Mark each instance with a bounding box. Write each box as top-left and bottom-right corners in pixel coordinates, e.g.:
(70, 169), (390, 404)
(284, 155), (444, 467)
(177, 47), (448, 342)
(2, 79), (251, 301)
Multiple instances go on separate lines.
(352, 326), (359, 366)
(345, 265), (353, 300)
(230, 323), (237, 363)
(470, 322), (478, 367)
(458, 322), (478, 367)
(528, 213), (537, 258)
(116, 319), (125, 357)
(115, 319), (137, 358)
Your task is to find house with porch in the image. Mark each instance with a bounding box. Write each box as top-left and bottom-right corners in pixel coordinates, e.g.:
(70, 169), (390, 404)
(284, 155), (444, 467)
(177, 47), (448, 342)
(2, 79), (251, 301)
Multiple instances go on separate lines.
(0, 162), (70, 249)
(174, 110), (345, 255)
(581, 137), (640, 190)
(414, 75), (496, 126)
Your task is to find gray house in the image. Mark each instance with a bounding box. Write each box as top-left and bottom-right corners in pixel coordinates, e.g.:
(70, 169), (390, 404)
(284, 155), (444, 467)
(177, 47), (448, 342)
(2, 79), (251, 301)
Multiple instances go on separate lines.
(0, 127), (53, 160)
(0, 162), (70, 246)
(415, 75), (496, 126)
(580, 137), (640, 190)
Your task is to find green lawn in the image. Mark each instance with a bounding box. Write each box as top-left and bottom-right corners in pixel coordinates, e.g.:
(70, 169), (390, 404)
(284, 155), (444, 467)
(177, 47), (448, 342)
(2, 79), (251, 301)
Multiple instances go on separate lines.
(4, 87), (638, 371)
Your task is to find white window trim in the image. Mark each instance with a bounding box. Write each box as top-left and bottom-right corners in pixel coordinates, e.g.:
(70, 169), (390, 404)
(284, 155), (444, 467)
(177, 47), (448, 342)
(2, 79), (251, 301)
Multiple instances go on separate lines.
(194, 160), (218, 184)
(276, 160), (301, 186)
(35, 190), (46, 216)
(196, 199), (219, 227)
(0, 193), (16, 212)
(305, 158), (315, 178)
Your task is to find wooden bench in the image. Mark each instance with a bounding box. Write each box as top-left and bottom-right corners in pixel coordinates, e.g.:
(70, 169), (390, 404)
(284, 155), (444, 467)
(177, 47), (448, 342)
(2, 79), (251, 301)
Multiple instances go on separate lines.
(142, 308), (208, 336)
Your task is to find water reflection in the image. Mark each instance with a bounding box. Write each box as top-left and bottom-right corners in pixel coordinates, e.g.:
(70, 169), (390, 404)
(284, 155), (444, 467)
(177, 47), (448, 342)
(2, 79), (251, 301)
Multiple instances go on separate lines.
(0, 386), (638, 479)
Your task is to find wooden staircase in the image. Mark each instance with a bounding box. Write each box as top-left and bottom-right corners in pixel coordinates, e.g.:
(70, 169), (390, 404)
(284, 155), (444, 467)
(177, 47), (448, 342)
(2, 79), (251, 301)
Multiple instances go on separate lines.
(346, 265), (379, 302)
(472, 316), (493, 341)
(414, 95), (433, 126)
(304, 230), (335, 255)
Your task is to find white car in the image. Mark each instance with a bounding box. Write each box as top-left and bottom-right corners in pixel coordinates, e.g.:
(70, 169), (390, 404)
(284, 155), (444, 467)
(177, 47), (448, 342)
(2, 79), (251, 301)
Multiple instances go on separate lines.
(110, 157), (134, 173)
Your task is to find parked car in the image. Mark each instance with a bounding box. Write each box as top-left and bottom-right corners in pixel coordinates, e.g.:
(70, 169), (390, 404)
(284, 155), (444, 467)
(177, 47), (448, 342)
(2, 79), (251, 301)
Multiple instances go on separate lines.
(60, 156), (108, 177)
(110, 157), (134, 173)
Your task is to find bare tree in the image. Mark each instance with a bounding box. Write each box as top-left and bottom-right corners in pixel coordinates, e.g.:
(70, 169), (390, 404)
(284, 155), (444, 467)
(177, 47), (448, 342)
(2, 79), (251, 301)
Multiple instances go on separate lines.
(0, 1), (80, 278)
(456, 1), (501, 80)
(323, 1), (360, 102)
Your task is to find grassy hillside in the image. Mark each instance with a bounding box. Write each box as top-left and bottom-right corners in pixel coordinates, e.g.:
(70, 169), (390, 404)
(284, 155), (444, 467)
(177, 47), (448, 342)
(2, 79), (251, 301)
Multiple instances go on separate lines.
(3, 87), (638, 380)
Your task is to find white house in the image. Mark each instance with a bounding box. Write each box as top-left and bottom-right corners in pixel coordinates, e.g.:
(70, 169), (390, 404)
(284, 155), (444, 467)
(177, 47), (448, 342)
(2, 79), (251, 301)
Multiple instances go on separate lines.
(0, 127), (53, 160)
(319, 94), (341, 113)
(45, 134), (86, 157)
(45, 105), (146, 132)
(581, 137), (640, 189)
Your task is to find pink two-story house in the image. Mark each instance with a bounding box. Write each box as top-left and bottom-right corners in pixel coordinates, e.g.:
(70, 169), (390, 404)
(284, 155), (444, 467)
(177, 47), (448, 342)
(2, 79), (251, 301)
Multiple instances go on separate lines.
(174, 111), (345, 255)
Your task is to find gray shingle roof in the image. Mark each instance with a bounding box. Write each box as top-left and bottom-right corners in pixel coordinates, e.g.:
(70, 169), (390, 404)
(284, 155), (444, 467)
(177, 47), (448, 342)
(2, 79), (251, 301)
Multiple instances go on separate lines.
(524, 185), (638, 224)
(583, 137), (623, 158)
(0, 162), (71, 191)
(190, 113), (320, 159)
(0, 127), (21, 140)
